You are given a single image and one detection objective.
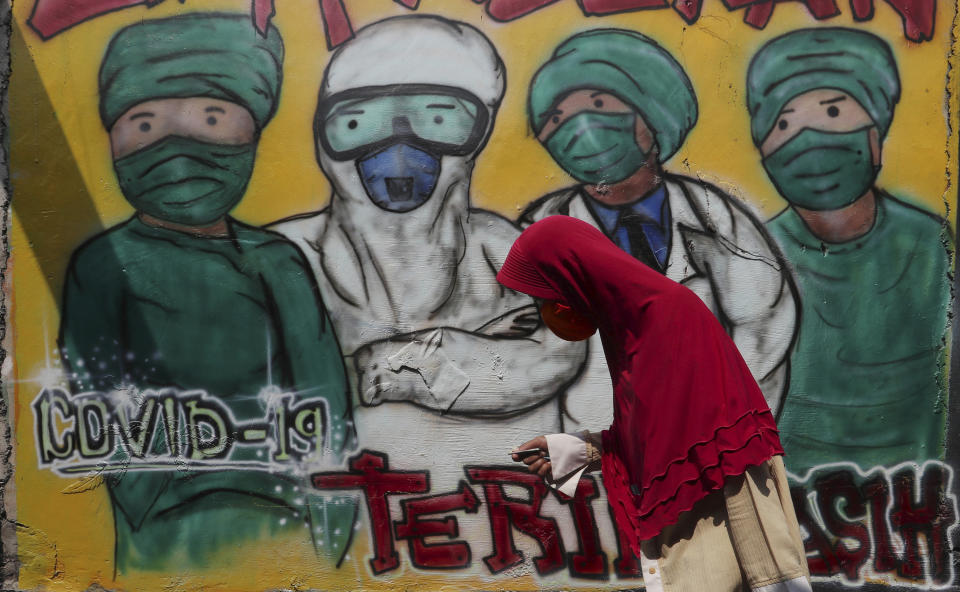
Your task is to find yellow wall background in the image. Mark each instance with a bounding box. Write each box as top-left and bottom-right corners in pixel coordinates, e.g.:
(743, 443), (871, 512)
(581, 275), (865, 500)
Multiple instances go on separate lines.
(8, 0), (957, 590)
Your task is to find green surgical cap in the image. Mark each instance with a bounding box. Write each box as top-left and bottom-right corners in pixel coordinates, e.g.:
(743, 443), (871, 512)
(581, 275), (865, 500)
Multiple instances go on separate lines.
(99, 13), (284, 130)
(528, 29), (698, 162)
(746, 27), (899, 146)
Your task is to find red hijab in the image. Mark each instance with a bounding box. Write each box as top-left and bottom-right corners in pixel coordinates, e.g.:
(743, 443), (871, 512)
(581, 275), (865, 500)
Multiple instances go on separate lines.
(497, 216), (782, 551)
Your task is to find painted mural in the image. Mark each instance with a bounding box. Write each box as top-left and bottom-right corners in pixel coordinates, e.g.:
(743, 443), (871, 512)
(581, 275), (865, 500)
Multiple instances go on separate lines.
(5, 0), (956, 591)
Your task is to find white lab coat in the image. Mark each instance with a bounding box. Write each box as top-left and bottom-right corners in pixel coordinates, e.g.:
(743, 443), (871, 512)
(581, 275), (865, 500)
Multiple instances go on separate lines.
(519, 174), (799, 429)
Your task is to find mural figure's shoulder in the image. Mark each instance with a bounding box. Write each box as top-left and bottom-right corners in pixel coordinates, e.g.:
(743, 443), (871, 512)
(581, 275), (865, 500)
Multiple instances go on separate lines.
(880, 191), (954, 239)
(665, 172), (763, 236)
(516, 185), (582, 227)
(467, 207), (522, 236)
(874, 193), (954, 278)
(67, 217), (143, 279)
(266, 208), (331, 248)
(765, 206), (798, 239)
(468, 207), (524, 269)
(229, 218), (310, 257)
(767, 206), (794, 225)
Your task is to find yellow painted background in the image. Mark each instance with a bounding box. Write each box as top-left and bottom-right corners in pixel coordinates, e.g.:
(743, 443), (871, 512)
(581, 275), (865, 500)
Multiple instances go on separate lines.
(8, 0), (958, 590)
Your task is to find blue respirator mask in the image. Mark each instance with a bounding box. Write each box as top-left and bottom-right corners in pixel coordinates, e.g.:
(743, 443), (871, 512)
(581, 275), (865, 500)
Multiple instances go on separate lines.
(317, 85), (489, 213)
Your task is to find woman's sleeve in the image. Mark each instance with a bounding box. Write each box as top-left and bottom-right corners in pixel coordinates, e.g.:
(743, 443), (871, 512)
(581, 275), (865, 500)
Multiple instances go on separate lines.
(584, 431), (603, 469)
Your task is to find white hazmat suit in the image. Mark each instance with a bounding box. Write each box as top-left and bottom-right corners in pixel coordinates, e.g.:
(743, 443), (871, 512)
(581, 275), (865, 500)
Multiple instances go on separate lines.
(271, 16), (591, 575)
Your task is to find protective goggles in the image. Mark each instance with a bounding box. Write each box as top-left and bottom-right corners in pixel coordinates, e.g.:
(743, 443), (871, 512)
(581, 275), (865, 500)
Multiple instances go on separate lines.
(315, 84), (490, 161)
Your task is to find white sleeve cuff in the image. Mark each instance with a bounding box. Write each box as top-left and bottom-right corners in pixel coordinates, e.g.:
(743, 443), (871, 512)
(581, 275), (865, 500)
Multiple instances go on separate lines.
(544, 432), (590, 497)
(753, 577), (813, 592)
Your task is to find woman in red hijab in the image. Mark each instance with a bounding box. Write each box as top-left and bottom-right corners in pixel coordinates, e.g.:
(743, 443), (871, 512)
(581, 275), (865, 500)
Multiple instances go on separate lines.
(499, 216), (810, 592)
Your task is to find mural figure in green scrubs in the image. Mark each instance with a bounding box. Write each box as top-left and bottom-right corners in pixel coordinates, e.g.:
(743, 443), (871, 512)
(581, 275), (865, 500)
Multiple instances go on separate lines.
(58, 13), (356, 572)
(747, 28), (952, 475)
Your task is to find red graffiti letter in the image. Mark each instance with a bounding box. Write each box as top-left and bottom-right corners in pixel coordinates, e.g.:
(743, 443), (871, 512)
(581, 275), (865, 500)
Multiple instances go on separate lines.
(610, 498), (643, 578)
(861, 475), (899, 574)
(815, 470), (870, 580)
(466, 467), (565, 575)
(579, 0), (669, 13)
(482, 0), (563, 21)
(312, 451), (428, 574)
(394, 480), (480, 569)
(791, 485), (840, 576)
(252, 0), (275, 35)
(890, 464), (955, 585)
(555, 476), (608, 579)
(882, 0), (936, 41)
(726, 0), (839, 29)
(318, 0), (354, 48)
(28, 0), (162, 40)
(849, 0), (935, 41)
(672, 0), (704, 23)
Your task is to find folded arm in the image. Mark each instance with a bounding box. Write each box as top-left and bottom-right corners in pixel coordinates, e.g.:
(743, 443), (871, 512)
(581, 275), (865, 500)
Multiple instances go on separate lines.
(354, 310), (587, 417)
(681, 205), (799, 412)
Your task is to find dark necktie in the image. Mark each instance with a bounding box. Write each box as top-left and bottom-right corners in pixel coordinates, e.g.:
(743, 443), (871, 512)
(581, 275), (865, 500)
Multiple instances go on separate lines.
(620, 211), (665, 274)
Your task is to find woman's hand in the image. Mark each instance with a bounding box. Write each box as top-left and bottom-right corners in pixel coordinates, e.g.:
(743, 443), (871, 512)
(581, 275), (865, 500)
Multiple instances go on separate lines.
(511, 436), (552, 479)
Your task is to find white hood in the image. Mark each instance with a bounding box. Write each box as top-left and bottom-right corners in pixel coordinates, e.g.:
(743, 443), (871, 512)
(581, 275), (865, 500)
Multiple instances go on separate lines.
(322, 15), (506, 108)
(314, 16), (506, 330)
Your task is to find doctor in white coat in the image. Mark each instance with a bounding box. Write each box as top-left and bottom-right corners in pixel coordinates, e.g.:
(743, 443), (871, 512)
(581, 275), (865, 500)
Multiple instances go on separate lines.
(519, 29), (799, 431)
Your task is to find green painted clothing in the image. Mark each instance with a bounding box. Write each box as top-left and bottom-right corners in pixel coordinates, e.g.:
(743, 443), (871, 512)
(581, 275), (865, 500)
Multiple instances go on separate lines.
(59, 216), (356, 571)
(768, 194), (951, 475)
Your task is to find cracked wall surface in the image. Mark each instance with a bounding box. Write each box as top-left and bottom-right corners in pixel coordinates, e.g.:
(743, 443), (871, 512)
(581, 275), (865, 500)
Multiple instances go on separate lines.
(0, 0), (14, 589)
(2, 0), (958, 591)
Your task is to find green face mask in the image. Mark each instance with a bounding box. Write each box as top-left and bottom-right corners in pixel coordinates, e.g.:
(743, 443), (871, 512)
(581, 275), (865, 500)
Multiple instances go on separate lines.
(113, 136), (257, 226)
(545, 111), (648, 185)
(762, 127), (878, 211)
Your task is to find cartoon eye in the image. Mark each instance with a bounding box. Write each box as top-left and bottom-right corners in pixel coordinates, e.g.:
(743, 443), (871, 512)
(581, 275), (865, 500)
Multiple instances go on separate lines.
(827, 105), (840, 118)
(207, 116), (217, 126)
(139, 122), (151, 132)
(348, 120), (358, 130)
(552, 116), (560, 124)
(594, 99), (604, 108)
(778, 119), (788, 131)
(434, 115), (444, 124)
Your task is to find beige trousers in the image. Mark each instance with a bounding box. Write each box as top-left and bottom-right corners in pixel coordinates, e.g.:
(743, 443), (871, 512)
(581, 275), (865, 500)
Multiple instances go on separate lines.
(638, 457), (810, 592)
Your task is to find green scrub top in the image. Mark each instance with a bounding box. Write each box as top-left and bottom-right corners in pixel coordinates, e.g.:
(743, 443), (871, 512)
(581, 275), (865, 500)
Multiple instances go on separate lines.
(768, 193), (951, 475)
(59, 216), (356, 571)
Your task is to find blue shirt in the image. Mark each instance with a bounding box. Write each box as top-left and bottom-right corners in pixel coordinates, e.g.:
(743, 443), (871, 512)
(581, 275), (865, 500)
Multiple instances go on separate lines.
(585, 185), (671, 267)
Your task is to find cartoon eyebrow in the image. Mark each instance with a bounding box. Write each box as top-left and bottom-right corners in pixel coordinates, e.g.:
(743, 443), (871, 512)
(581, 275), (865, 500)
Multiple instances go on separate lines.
(426, 103), (456, 109)
(778, 108), (796, 115)
(324, 107), (364, 123)
(819, 96), (847, 105)
(539, 108), (563, 123)
(129, 112), (155, 120)
(205, 106), (226, 113)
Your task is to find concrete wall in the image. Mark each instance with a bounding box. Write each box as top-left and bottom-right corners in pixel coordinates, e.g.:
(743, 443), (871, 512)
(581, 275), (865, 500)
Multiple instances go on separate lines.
(4, 0), (957, 590)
